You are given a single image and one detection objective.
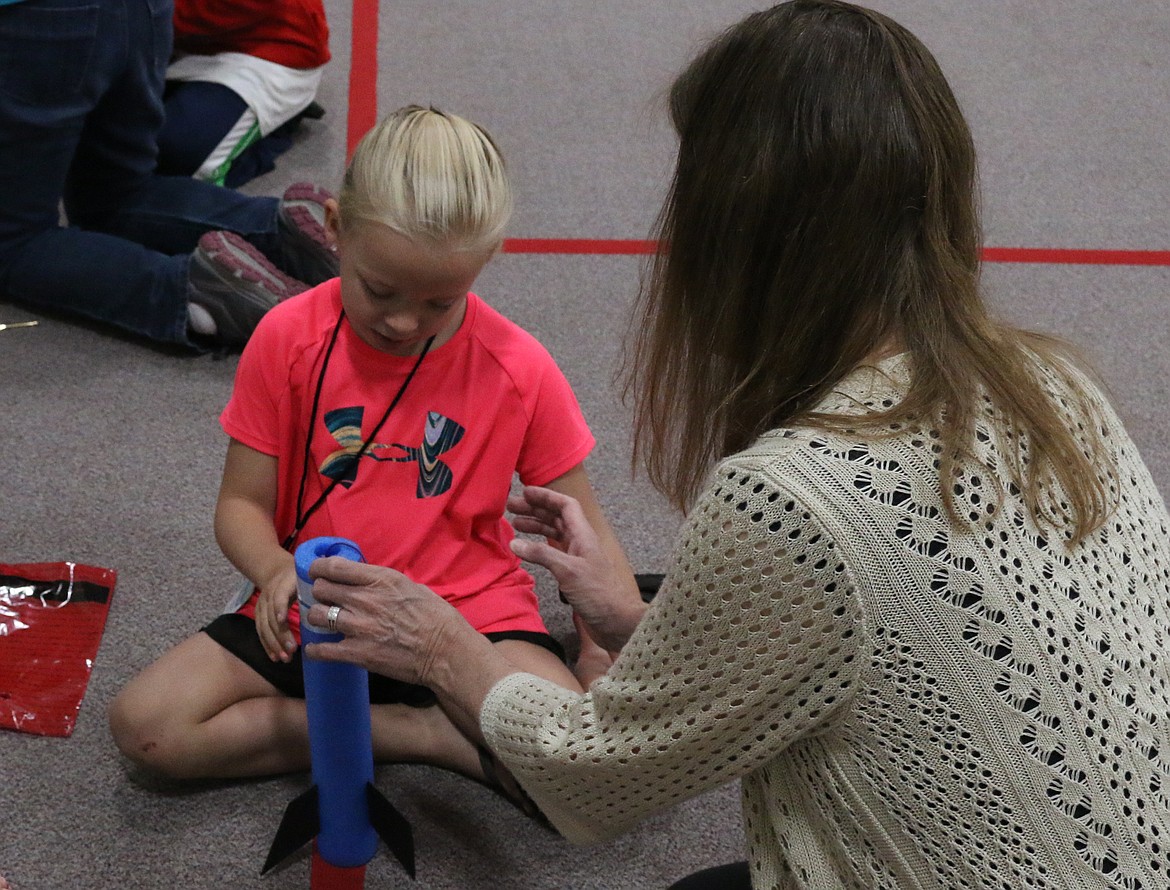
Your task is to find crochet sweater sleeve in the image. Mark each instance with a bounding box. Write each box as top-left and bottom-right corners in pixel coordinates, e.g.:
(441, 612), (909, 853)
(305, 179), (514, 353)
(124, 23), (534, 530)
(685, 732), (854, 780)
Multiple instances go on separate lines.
(480, 461), (865, 844)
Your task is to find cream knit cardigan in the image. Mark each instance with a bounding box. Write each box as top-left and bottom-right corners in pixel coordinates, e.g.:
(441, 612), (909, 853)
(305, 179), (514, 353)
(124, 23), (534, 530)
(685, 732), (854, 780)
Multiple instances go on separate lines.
(481, 355), (1170, 890)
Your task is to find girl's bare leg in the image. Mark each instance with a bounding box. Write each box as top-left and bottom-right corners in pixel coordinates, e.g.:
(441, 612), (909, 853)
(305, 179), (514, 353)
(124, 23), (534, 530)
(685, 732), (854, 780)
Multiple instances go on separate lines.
(110, 633), (580, 783)
(110, 632), (311, 779)
(109, 632), (483, 780)
(491, 638), (583, 694)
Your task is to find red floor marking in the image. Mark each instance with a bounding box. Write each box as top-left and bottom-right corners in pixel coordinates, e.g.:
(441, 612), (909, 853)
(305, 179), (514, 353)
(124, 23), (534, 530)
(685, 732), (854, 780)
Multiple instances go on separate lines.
(981, 247), (1170, 266)
(347, 0), (380, 157)
(502, 238), (658, 255)
(347, 4), (1166, 269)
(501, 239), (1170, 266)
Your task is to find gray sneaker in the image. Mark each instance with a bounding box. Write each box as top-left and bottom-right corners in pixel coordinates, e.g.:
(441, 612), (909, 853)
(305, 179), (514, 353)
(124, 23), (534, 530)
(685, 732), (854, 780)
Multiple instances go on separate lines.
(278, 182), (340, 285)
(187, 230), (308, 349)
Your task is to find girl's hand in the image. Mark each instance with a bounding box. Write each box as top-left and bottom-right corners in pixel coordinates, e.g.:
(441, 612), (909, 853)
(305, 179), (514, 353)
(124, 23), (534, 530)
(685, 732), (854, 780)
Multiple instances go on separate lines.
(508, 485), (645, 654)
(255, 563), (298, 661)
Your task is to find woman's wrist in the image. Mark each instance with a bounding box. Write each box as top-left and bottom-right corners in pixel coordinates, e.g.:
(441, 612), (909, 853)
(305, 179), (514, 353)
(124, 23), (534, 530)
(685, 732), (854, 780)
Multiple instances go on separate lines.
(423, 619), (518, 740)
(603, 597), (648, 654)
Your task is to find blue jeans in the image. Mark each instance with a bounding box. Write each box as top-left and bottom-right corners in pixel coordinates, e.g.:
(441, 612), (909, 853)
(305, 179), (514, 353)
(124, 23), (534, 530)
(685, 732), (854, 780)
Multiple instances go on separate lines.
(0, 0), (281, 346)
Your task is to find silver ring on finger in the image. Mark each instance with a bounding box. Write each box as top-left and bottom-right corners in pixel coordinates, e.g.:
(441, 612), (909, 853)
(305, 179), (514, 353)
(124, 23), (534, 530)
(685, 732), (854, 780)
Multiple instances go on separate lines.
(326, 604), (342, 633)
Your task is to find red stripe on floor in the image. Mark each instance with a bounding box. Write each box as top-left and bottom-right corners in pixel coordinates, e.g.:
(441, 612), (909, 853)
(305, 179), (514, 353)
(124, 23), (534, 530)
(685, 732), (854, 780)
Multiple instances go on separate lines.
(980, 247), (1170, 266)
(502, 238), (658, 255)
(347, 0), (380, 157)
(501, 239), (1170, 266)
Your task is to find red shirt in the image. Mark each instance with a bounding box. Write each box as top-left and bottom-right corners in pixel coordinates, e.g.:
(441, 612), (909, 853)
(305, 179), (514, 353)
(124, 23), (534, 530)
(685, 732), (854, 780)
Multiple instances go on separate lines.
(173, 0), (331, 69)
(221, 281), (595, 639)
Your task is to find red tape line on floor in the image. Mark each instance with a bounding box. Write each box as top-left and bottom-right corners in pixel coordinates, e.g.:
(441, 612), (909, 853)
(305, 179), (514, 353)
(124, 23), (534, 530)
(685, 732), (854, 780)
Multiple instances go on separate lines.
(347, 0), (380, 158)
(502, 238), (657, 255)
(980, 247), (1170, 266)
(500, 240), (1169, 265)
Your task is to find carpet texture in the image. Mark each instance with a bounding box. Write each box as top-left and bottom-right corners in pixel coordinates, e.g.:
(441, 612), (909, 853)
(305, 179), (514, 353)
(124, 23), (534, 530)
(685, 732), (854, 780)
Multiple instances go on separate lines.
(1, 1), (1167, 888)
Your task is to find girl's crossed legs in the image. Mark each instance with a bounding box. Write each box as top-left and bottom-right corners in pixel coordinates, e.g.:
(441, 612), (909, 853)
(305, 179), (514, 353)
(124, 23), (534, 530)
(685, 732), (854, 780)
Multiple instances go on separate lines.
(108, 628), (579, 783)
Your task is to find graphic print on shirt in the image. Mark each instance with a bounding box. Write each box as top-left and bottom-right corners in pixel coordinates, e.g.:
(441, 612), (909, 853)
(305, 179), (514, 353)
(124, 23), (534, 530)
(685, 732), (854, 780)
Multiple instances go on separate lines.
(320, 407), (465, 497)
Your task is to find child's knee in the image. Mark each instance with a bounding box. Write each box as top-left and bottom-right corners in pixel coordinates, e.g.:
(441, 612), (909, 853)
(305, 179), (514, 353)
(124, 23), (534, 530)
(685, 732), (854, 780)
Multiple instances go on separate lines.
(107, 685), (192, 779)
(108, 686), (158, 765)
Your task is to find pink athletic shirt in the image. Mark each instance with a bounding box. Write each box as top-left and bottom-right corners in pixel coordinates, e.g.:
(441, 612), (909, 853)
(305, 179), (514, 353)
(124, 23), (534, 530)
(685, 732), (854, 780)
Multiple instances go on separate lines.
(220, 280), (595, 639)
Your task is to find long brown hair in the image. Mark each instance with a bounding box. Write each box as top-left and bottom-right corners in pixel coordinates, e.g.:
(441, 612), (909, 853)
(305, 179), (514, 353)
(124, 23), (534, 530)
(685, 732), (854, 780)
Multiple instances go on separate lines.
(624, 0), (1112, 542)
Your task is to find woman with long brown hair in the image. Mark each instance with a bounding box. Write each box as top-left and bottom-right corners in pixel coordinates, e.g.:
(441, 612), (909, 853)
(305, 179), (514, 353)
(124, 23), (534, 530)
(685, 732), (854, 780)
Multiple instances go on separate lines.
(301, 2), (1170, 887)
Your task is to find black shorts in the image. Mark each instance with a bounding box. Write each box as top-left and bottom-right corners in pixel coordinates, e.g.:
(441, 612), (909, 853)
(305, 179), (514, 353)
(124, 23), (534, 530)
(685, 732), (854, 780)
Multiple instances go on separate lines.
(202, 612), (565, 707)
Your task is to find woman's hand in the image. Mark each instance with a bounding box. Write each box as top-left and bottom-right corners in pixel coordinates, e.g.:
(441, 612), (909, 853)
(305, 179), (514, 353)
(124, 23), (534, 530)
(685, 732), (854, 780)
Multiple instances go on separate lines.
(302, 558), (517, 743)
(508, 485), (646, 655)
(301, 556), (474, 686)
(255, 563), (298, 662)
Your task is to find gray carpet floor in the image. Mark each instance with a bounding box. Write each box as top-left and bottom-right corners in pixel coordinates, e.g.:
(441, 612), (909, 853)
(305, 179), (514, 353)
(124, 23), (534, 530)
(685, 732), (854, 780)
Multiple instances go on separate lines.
(1, 1), (1167, 888)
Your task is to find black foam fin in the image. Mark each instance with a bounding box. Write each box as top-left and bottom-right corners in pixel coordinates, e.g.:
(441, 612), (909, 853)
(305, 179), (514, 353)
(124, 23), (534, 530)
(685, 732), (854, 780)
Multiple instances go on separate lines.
(262, 785), (320, 875)
(366, 783), (416, 879)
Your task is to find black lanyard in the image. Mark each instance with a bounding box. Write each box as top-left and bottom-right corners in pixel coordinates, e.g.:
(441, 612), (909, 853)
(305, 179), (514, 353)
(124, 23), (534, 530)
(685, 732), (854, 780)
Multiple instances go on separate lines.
(283, 311), (434, 551)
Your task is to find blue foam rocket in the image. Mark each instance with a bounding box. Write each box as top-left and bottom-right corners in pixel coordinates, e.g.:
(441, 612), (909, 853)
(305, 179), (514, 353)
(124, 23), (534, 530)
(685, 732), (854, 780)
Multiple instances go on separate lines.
(262, 536), (415, 887)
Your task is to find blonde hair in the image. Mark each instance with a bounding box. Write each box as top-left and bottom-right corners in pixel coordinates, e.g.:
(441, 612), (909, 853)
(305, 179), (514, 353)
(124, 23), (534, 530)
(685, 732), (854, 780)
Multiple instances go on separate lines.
(338, 105), (513, 252)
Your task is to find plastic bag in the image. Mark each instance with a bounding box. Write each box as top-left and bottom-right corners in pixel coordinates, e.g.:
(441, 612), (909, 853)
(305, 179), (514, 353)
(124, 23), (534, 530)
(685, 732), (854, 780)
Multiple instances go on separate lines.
(1, 561), (116, 737)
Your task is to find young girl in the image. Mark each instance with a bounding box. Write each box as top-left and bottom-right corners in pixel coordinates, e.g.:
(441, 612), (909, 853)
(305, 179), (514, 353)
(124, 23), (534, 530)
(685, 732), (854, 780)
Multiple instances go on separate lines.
(109, 106), (636, 802)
